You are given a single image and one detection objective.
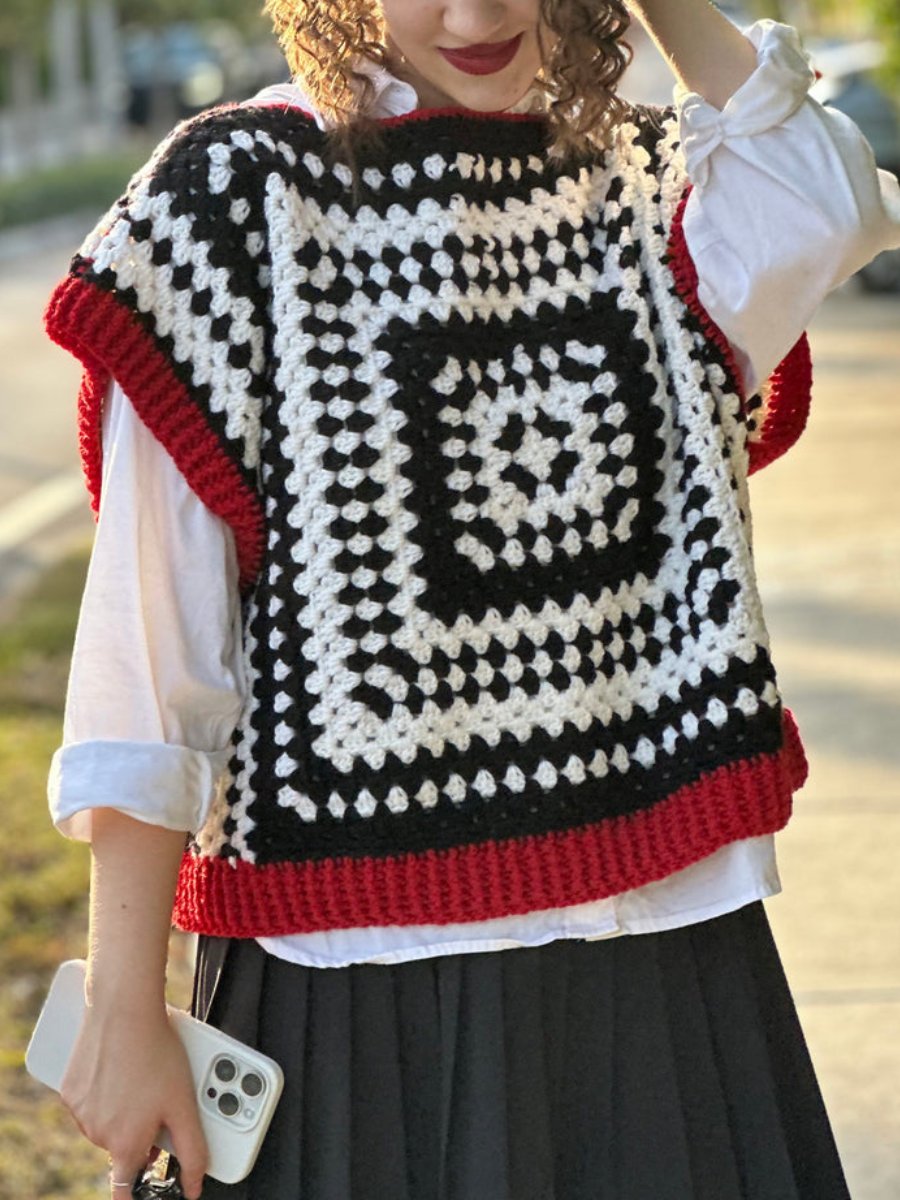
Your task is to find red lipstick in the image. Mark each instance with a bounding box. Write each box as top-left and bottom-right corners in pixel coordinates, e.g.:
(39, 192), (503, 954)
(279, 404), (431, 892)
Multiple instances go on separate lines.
(438, 32), (524, 76)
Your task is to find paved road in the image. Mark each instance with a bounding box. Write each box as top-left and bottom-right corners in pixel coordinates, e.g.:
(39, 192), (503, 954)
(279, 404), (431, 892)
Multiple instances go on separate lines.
(1, 235), (899, 1195)
(0, 221), (95, 611)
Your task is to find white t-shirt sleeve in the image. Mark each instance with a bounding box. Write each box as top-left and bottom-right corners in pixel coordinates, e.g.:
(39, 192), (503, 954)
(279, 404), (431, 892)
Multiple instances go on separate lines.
(677, 19), (900, 394)
(48, 380), (245, 841)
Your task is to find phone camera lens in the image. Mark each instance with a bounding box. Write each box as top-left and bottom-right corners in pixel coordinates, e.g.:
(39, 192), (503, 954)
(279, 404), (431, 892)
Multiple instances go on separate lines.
(242, 1072), (264, 1097)
(218, 1092), (240, 1117)
(215, 1057), (237, 1082)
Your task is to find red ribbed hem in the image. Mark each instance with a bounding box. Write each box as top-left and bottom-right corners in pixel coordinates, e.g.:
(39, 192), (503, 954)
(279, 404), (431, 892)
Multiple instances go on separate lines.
(666, 190), (812, 476)
(173, 710), (808, 937)
(44, 274), (264, 590)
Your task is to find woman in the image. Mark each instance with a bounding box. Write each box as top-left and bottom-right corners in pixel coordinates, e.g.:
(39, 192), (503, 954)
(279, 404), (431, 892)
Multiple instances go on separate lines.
(44, 1), (900, 1197)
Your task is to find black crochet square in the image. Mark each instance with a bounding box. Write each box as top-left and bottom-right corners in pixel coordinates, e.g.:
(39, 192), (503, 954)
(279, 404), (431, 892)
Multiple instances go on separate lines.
(376, 293), (670, 635)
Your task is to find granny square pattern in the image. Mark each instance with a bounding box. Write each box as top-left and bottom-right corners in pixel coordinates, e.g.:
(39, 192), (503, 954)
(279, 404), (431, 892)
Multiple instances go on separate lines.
(45, 103), (809, 936)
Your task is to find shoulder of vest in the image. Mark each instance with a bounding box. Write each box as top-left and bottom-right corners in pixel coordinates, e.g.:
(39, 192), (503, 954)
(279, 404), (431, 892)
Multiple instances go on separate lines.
(135, 101), (324, 192)
(609, 103), (680, 166)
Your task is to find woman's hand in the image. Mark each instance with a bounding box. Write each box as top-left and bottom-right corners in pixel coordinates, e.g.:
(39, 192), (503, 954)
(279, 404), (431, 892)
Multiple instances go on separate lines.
(68, 809), (206, 1197)
(61, 1000), (208, 1199)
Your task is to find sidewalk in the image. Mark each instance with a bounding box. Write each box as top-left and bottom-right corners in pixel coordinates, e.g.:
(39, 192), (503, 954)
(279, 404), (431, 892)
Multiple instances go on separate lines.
(751, 288), (900, 1198)
(0, 221), (94, 619)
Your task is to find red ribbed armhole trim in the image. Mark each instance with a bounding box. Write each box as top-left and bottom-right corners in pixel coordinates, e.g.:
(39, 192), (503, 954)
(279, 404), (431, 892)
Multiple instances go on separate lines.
(749, 335), (813, 474)
(667, 188), (813, 476)
(44, 274), (264, 590)
(668, 188), (745, 392)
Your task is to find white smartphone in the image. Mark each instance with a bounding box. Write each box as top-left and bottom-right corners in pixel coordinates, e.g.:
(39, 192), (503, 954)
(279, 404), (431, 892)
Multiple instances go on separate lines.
(25, 958), (284, 1185)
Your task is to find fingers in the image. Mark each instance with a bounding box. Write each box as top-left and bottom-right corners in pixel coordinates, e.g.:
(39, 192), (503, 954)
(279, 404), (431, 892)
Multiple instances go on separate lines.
(167, 1101), (209, 1200)
(108, 1155), (141, 1198)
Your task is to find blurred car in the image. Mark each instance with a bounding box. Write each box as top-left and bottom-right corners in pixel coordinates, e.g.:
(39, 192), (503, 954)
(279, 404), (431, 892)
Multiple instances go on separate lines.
(122, 21), (283, 127)
(714, 3), (755, 30)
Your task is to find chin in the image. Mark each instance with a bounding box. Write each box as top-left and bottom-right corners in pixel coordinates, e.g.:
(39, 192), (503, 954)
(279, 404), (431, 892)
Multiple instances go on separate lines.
(460, 93), (533, 113)
(436, 77), (536, 114)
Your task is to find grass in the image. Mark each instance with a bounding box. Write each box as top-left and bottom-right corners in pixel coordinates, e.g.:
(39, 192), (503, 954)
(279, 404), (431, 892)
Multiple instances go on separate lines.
(0, 545), (195, 1199)
(0, 147), (149, 233)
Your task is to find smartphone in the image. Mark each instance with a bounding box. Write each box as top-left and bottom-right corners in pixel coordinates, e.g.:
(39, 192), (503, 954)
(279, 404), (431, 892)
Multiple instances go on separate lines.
(25, 959), (284, 1185)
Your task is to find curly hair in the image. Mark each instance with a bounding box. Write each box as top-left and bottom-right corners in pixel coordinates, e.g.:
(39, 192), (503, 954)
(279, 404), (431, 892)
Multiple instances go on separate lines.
(263, 0), (633, 164)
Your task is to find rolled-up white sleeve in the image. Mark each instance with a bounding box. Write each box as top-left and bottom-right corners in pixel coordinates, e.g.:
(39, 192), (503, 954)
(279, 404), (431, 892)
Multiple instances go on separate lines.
(677, 19), (900, 394)
(49, 380), (245, 841)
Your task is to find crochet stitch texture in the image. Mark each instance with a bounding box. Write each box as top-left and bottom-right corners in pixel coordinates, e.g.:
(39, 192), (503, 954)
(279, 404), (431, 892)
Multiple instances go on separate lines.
(46, 101), (810, 937)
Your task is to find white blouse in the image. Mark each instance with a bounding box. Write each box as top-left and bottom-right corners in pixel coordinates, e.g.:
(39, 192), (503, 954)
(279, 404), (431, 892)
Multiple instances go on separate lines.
(48, 21), (900, 968)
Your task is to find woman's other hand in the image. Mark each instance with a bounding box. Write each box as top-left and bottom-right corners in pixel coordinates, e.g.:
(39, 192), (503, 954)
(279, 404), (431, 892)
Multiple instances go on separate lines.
(61, 999), (208, 1199)
(61, 999), (208, 1198)
(67, 809), (207, 1197)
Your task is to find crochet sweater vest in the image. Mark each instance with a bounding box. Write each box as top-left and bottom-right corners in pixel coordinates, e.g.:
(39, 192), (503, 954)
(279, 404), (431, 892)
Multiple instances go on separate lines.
(46, 101), (813, 938)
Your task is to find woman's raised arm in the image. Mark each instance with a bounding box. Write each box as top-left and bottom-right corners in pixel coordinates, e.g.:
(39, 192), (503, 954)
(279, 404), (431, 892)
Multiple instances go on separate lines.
(628, 0), (759, 108)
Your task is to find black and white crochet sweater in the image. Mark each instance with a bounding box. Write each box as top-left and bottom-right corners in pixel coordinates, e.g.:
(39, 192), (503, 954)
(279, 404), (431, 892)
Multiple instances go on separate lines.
(46, 102), (811, 937)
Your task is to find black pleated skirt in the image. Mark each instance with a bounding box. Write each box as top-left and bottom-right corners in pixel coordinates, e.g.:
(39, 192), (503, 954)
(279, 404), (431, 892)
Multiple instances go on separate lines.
(191, 901), (850, 1200)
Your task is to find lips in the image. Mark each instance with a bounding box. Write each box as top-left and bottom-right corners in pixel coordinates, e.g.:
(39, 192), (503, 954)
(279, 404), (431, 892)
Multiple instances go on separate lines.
(438, 32), (524, 76)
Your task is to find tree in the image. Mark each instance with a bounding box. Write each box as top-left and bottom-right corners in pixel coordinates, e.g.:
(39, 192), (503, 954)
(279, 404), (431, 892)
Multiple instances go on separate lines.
(867, 0), (900, 84)
(0, 0), (267, 52)
(0, 0), (52, 51)
(116, 0), (266, 36)
(749, 0), (900, 88)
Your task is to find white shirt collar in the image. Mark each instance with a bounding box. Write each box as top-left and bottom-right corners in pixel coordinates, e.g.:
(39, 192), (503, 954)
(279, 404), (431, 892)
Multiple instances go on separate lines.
(250, 55), (546, 129)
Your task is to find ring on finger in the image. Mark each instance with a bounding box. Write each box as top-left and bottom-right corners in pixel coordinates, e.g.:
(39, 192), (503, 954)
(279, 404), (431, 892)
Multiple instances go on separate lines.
(108, 1166), (136, 1190)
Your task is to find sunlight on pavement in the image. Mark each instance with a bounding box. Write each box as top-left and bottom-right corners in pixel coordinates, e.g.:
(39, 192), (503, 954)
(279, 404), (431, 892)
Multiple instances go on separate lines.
(752, 289), (900, 1200)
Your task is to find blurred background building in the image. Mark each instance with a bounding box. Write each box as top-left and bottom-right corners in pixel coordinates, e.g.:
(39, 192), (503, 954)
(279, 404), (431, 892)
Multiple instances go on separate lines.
(0, 0), (281, 178)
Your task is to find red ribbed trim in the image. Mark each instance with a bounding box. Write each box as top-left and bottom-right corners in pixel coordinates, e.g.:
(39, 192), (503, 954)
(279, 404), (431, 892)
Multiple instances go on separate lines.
(44, 274), (264, 590)
(378, 107), (545, 128)
(668, 189), (745, 391)
(667, 189), (812, 476)
(173, 709), (808, 937)
(243, 101), (543, 128)
(748, 335), (813, 473)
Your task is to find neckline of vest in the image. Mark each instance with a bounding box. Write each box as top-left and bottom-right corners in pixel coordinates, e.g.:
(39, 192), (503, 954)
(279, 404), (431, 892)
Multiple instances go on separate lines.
(245, 100), (549, 131)
(377, 106), (549, 128)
